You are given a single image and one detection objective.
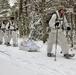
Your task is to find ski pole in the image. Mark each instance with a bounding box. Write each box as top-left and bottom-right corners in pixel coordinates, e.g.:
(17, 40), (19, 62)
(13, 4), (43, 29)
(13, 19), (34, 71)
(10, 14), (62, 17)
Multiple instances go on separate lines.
(70, 12), (73, 51)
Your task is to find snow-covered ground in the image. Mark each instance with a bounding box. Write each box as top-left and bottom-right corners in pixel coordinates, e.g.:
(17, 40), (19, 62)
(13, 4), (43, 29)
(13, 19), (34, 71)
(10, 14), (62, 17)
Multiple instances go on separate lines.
(0, 39), (76, 75)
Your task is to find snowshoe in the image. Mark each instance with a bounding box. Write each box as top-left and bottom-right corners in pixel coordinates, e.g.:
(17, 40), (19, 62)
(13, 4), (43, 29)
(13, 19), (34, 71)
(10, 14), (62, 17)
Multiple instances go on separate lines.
(64, 53), (75, 59)
(0, 41), (2, 45)
(47, 53), (55, 57)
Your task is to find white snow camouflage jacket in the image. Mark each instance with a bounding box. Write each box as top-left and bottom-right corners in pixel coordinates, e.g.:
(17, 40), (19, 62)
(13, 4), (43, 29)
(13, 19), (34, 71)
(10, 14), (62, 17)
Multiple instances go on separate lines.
(49, 10), (69, 30)
(6, 21), (18, 30)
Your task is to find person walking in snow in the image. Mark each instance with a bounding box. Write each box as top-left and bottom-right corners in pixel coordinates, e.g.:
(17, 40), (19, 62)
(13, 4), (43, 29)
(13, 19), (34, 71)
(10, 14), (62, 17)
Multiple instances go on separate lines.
(0, 19), (7, 44)
(47, 5), (75, 59)
(1, 19), (8, 45)
(6, 17), (18, 47)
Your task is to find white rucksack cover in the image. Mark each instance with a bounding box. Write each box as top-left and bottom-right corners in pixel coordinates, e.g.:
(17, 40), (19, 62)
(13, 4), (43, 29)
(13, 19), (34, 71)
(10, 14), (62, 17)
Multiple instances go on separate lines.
(19, 40), (40, 52)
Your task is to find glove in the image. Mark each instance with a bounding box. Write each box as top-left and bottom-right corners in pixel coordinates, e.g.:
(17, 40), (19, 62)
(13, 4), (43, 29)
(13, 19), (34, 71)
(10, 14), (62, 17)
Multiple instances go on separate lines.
(16, 28), (18, 30)
(55, 21), (59, 27)
(14, 29), (16, 31)
(8, 26), (10, 29)
(67, 27), (71, 31)
(14, 28), (18, 31)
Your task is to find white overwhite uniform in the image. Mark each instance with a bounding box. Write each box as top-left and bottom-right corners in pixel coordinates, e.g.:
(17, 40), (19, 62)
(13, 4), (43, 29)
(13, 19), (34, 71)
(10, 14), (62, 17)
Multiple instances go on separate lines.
(0, 22), (7, 44)
(47, 10), (70, 54)
(6, 21), (18, 46)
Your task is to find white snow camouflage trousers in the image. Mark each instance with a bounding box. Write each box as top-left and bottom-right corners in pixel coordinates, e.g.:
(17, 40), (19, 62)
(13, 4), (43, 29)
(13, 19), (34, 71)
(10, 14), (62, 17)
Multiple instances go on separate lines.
(0, 30), (9, 43)
(47, 30), (69, 54)
(0, 30), (4, 43)
(6, 30), (18, 45)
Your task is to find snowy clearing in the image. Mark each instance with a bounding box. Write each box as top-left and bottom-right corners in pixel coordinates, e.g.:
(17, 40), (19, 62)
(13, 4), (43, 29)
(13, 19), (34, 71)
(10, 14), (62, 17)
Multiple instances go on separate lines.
(0, 39), (76, 75)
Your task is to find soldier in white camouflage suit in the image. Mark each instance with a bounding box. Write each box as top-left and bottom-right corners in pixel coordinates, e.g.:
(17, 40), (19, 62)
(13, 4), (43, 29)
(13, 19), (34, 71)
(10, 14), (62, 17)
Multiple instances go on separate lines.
(0, 20), (7, 44)
(6, 17), (18, 47)
(47, 5), (75, 59)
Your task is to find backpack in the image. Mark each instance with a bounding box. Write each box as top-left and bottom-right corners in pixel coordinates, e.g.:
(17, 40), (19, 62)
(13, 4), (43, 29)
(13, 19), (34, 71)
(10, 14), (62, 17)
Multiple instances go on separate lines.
(41, 11), (58, 43)
(45, 11), (58, 27)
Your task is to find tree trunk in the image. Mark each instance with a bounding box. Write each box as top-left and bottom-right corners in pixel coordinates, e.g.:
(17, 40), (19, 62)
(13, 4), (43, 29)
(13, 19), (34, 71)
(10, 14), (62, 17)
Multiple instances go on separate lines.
(19, 0), (23, 37)
(73, 3), (76, 49)
(24, 0), (30, 36)
(41, 0), (48, 43)
(73, 3), (76, 36)
(41, 0), (46, 33)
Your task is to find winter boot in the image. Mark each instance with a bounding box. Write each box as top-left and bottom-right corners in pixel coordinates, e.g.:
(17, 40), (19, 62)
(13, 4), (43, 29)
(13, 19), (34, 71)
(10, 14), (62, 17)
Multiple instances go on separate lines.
(4, 43), (7, 45)
(13, 44), (18, 47)
(6, 42), (11, 46)
(64, 53), (75, 59)
(47, 53), (55, 57)
(0, 41), (2, 45)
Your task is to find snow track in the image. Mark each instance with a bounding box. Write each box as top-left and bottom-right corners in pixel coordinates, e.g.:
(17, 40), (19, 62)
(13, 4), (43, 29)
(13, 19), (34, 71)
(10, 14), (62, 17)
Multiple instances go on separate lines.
(0, 41), (76, 75)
